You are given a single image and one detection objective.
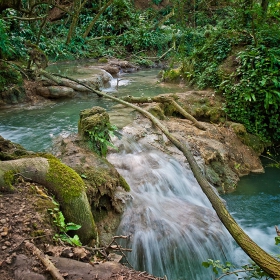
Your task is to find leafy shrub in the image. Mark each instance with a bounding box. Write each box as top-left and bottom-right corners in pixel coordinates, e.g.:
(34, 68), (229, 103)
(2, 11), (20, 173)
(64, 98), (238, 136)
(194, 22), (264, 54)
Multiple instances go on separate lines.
(221, 45), (280, 142)
(86, 123), (118, 157)
(48, 199), (82, 246)
(0, 63), (23, 90)
(0, 19), (14, 59)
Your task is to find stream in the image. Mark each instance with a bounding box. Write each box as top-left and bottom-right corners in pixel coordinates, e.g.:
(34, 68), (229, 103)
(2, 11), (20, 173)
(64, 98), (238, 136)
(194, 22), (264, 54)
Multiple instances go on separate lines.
(0, 64), (279, 279)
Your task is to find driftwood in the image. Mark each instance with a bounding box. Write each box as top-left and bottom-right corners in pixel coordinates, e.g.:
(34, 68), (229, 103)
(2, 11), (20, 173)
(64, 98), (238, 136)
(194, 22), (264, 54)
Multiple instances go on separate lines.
(39, 71), (280, 279)
(122, 95), (206, 130)
(25, 241), (65, 280)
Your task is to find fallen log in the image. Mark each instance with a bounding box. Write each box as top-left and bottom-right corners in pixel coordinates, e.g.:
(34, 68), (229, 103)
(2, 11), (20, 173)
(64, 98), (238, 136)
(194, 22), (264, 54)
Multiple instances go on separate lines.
(121, 95), (206, 130)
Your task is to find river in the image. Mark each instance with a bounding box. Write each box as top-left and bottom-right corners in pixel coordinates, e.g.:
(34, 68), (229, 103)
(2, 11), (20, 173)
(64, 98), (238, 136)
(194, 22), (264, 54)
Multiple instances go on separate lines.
(0, 64), (279, 279)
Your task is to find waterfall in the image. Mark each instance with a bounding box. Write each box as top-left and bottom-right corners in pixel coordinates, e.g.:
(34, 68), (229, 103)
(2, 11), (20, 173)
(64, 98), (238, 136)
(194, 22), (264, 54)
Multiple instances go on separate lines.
(107, 136), (235, 280)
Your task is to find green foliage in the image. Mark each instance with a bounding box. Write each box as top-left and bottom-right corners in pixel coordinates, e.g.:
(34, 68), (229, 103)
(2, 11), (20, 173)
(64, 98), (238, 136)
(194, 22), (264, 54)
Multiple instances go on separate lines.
(152, 0), (163, 5)
(0, 19), (14, 59)
(202, 259), (233, 275)
(48, 199), (82, 246)
(221, 45), (280, 142)
(202, 259), (271, 279)
(264, 149), (280, 168)
(86, 123), (118, 157)
(0, 62), (23, 91)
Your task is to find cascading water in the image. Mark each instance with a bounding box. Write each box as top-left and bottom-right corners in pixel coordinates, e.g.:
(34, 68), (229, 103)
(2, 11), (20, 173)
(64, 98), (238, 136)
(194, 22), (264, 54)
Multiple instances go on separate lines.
(107, 136), (235, 280)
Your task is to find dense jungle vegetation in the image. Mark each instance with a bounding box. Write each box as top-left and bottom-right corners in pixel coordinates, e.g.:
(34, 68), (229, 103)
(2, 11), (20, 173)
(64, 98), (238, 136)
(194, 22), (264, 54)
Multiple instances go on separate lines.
(0, 0), (280, 144)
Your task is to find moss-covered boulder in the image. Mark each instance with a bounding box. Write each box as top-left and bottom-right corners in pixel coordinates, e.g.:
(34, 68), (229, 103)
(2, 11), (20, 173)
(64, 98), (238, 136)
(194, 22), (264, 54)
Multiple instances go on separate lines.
(229, 122), (265, 155)
(52, 132), (130, 245)
(78, 106), (109, 139)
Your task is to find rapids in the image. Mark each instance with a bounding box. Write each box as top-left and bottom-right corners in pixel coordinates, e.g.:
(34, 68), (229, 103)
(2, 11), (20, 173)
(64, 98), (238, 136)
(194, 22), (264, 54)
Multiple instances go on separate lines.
(107, 136), (234, 279)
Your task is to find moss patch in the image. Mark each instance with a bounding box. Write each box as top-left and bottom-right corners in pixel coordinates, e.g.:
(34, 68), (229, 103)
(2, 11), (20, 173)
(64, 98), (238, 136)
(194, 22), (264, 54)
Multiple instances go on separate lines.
(2, 170), (16, 192)
(119, 175), (130, 192)
(229, 122), (265, 154)
(45, 155), (85, 203)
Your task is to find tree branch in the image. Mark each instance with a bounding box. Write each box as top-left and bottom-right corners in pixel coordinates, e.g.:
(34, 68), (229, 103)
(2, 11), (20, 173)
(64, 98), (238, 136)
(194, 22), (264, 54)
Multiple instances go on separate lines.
(25, 241), (65, 280)
(121, 95), (206, 130)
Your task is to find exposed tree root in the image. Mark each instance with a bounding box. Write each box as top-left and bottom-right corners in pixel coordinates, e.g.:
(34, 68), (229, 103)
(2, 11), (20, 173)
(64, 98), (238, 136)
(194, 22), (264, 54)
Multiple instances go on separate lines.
(0, 157), (97, 245)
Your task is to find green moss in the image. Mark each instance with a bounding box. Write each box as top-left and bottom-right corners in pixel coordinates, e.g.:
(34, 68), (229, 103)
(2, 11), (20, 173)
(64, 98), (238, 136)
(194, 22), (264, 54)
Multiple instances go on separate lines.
(85, 169), (107, 188)
(148, 104), (166, 120)
(162, 68), (182, 83)
(45, 155), (85, 203)
(119, 175), (130, 192)
(98, 57), (108, 63)
(3, 170), (16, 192)
(31, 230), (45, 237)
(240, 133), (265, 155)
(163, 103), (177, 116)
(229, 123), (265, 154)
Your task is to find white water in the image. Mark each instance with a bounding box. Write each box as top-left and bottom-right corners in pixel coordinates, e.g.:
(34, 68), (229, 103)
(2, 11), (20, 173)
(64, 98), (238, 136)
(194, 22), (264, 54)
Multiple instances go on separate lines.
(107, 136), (236, 280)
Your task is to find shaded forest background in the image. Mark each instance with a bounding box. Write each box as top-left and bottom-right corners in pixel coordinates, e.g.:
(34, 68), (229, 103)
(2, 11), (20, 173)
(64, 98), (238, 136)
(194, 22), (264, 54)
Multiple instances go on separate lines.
(0, 0), (280, 144)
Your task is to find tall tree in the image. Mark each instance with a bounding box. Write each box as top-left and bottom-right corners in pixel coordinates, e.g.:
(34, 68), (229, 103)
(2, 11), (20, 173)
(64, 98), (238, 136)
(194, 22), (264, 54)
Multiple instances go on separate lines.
(66, 0), (88, 44)
(82, 0), (114, 38)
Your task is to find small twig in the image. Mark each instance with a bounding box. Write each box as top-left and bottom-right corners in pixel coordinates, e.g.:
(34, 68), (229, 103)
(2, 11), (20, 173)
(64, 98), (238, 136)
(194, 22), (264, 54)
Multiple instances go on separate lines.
(111, 240), (133, 268)
(215, 268), (254, 280)
(260, 154), (279, 164)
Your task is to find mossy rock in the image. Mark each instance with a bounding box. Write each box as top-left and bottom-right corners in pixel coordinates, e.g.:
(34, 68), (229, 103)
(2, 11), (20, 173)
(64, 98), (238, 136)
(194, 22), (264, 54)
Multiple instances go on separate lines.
(229, 122), (265, 154)
(98, 57), (109, 63)
(162, 67), (182, 83)
(75, 159), (130, 211)
(78, 106), (110, 139)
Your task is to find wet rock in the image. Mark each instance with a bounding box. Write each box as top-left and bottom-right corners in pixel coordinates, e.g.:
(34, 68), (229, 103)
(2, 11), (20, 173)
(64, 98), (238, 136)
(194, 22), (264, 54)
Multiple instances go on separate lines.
(37, 86), (75, 98)
(14, 254), (47, 280)
(50, 256), (126, 280)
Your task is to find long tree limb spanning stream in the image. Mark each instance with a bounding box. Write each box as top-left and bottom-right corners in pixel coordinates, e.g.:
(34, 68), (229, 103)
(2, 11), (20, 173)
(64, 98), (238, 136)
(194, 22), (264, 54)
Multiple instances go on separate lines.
(41, 71), (280, 279)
